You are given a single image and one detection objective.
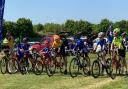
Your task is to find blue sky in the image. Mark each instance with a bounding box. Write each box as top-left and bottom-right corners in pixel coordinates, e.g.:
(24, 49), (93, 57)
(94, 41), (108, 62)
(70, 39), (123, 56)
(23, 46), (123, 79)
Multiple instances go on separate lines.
(4, 0), (128, 24)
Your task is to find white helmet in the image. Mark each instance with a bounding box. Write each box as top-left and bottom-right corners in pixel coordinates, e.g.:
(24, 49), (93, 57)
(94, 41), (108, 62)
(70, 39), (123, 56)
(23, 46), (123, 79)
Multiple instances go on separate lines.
(98, 32), (104, 38)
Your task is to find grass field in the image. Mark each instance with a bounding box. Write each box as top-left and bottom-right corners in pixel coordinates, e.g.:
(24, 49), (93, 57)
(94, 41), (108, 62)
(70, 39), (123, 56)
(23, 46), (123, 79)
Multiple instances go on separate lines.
(0, 53), (128, 89)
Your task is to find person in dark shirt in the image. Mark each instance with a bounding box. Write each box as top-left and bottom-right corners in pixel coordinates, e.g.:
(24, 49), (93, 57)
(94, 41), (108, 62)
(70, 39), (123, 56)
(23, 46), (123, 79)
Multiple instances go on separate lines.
(60, 34), (69, 74)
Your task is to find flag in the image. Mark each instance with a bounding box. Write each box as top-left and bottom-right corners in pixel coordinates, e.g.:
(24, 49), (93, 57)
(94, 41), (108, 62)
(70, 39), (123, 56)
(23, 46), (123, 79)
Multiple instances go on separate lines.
(0, 0), (5, 41)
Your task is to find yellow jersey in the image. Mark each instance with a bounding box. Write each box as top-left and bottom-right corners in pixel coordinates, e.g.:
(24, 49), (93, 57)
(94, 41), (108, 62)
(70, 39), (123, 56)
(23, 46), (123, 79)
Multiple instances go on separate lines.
(8, 37), (14, 48)
(52, 40), (62, 48)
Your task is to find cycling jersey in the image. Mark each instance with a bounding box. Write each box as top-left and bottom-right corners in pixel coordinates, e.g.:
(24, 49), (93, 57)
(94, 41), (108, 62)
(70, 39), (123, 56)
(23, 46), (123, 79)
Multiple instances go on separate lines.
(52, 40), (62, 48)
(112, 36), (124, 49)
(17, 43), (30, 59)
(97, 39), (107, 48)
(74, 39), (84, 50)
(95, 38), (107, 52)
(8, 37), (14, 48)
(107, 31), (113, 43)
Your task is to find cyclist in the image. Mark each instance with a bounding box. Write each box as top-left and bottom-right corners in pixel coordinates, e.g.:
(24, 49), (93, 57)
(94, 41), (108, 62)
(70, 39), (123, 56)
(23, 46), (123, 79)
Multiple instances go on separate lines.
(2, 37), (10, 53)
(111, 28), (127, 74)
(60, 34), (69, 74)
(73, 32), (91, 74)
(121, 32), (127, 74)
(16, 37), (30, 64)
(40, 40), (51, 57)
(94, 32), (107, 74)
(80, 36), (89, 59)
(52, 34), (62, 68)
(6, 32), (14, 54)
(106, 25), (113, 55)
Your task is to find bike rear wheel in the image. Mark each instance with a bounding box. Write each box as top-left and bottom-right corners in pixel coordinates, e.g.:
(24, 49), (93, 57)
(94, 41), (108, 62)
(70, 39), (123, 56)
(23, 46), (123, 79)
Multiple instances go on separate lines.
(109, 58), (117, 79)
(46, 57), (56, 77)
(83, 57), (91, 76)
(19, 58), (28, 75)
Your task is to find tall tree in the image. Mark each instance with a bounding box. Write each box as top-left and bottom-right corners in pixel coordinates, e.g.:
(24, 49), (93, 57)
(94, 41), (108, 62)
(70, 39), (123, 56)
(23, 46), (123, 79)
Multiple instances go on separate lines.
(99, 19), (112, 32)
(17, 18), (34, 38)
(33, 23), (44, 32)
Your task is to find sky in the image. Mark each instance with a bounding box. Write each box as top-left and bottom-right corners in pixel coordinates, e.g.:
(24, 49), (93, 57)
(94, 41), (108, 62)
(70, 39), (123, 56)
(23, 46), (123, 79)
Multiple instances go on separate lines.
(4, 0), (128, 24)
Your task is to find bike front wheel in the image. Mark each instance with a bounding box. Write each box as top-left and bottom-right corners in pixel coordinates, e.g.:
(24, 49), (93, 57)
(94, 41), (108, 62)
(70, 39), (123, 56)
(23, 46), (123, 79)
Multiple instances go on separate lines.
(92, 60), (100, 78)
(69, 58), (79, 78)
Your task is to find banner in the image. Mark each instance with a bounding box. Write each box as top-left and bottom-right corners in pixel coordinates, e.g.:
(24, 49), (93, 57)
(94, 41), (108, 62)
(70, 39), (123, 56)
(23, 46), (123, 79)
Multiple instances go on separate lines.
(0, 0), (5, 41)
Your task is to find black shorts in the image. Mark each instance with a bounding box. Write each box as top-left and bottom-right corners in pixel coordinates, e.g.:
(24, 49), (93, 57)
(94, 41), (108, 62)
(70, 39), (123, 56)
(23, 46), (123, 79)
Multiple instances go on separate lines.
(60, 48), (66, 56)
(118, 49), (126, 57)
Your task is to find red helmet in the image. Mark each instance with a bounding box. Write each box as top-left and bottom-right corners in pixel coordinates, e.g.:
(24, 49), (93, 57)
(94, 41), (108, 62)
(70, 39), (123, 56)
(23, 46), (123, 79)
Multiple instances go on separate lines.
(44, 40), (49, 45)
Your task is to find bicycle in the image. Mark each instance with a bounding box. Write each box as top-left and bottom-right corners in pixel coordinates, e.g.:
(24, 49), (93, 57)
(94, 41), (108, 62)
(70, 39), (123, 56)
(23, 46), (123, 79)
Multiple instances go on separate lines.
(6, 49), (18, 74)
(0, 49), (10, 74)
(111, 48), (124, 75)
(69, 50), (90, 78)
(7, 49), (35, 75)
(34, 49), (56, 76)
(91, 50), (116, 79)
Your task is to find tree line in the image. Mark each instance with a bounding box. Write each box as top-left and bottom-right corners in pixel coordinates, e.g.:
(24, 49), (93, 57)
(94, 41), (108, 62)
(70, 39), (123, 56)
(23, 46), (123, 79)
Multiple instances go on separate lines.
(3, 18), (128, 40)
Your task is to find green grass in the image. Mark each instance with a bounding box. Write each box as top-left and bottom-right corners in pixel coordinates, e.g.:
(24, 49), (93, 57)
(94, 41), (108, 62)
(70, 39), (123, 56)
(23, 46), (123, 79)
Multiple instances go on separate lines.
(0, 53), (128, 89)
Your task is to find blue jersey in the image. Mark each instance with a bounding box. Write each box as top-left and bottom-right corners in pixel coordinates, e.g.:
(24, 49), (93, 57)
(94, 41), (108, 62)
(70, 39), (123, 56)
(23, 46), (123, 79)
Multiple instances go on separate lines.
(107, 31), (113, 43)
(74, 39), (84, 50)
(97, 39), (106, 48)
(17, 43), (30, 59)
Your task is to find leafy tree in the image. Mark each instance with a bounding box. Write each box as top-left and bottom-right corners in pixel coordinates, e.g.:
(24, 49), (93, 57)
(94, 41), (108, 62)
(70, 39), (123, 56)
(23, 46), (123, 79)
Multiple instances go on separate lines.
(64, 20), (77, 33)
(99, 19), (112, 32)
(17, 18), (34, 38)
(3, 21), (17, 38)
(33, 23), (44, 32)
(44, 23), (63, 34)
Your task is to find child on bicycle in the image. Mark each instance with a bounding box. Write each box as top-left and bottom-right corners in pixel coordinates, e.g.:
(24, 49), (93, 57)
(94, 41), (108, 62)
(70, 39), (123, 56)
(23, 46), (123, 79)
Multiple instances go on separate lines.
(52, 34), (62, 68)
(39, 40), (51, 58)
(16, 37), (30, 64)
(94, 32), (107, 74)
(73, 32), (91, 74)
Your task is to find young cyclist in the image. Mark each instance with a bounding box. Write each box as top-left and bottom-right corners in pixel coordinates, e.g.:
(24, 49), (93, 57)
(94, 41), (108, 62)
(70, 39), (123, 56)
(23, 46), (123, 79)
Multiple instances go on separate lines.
(73, 32), (91, 74)
(2, 37), (10, 53)
(16, 37), (30, 65)
(6, 32), (14, 54)
(94, 32), (107, 60)
(111, 28), (127, 74)
(94, 32), (107, 74)
(52, 34), (62, 69)
(106, 27), (113, 55)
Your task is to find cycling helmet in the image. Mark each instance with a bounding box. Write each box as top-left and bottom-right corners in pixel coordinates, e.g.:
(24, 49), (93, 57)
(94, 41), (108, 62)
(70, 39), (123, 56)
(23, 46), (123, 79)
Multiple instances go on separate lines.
(77, 32), (82, 35)
(3, 38), (9, 44)
(23, 37), (28, 42)
(113, 28), (120, 34)
(53, 35), (60, 41)
(98, 32), (104, 38)
(44, 40), (49, 45)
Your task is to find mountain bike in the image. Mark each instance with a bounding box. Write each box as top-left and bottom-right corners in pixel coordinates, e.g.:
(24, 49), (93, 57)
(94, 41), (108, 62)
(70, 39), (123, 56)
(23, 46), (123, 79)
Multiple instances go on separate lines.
(92, 50), (116, 79)
(69, 50), (90, 78)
